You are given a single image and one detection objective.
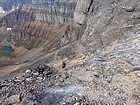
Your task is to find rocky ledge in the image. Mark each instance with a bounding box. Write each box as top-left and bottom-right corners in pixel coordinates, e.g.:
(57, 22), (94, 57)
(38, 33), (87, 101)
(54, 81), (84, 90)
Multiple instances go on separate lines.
(0, 61), (139, 105)
(0, 64), (93, 105)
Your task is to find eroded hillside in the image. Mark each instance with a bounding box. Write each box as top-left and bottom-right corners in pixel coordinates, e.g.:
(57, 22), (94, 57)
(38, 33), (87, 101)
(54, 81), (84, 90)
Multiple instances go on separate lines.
(0, 0), (77, 65)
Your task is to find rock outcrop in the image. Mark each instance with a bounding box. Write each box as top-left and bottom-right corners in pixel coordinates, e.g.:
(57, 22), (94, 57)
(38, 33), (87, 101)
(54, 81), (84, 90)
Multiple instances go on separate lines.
(80, 0), (140, 52)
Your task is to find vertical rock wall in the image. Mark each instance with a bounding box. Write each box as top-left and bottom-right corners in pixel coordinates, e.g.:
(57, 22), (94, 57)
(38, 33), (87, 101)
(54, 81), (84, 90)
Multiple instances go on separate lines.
(30, 0), (77, 25)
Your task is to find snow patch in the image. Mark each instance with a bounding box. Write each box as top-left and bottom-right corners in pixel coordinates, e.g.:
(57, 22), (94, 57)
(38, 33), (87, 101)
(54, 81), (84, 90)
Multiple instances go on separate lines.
(7, 28), (12, 31)
(0, 7), (5, 13)
(12, 6), (19, 10)
(12, 6), (15, 10)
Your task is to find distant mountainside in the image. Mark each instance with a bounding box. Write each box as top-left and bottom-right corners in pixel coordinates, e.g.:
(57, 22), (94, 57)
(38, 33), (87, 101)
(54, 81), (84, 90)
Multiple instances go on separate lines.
(0, 0), (32, 10)
(0, 0), (78, 60)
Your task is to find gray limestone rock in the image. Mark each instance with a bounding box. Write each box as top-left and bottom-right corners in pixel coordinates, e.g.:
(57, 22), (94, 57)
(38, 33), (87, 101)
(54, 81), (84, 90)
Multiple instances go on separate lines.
(8, 95), (20, 104)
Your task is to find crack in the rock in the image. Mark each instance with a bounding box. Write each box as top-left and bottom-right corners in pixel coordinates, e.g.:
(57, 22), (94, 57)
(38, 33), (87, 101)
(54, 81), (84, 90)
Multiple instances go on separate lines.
(87, 0), (93, 13)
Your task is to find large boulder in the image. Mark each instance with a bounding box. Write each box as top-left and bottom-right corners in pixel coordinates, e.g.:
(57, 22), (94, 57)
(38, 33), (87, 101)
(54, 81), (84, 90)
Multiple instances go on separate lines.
(8, 95), (20, 104)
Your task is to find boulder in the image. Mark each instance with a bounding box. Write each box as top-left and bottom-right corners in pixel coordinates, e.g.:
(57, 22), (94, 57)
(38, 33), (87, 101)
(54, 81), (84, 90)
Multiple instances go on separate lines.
(8, 95), (20, 104)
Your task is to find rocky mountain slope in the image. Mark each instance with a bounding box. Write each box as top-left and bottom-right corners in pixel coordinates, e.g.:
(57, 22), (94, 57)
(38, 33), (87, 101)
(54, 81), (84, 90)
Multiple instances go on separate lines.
(0, 0), (77, 64)
(0, 0), (140, 105)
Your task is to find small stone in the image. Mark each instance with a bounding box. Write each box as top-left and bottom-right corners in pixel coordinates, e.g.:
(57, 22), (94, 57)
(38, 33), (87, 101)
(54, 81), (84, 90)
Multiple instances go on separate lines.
(8, 95), (20, 104)
(74, 102), (80, 105)
(26, 69), (31, 74)
(33, 72), (39, 76)
(62, 102), (67, 105)
(124, 6), (135, 12)
(59, 77), (64, 82)
(81, 103), (84, 105)
(26, 78), (32, 81)
(107, 75), (113, 83)
(93, 71), (100, 77)
(75, 96), (79, 101)
(37, 77), (43, 80)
